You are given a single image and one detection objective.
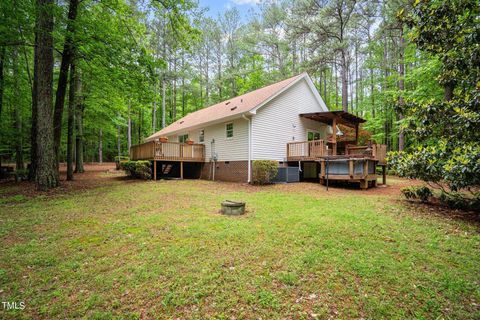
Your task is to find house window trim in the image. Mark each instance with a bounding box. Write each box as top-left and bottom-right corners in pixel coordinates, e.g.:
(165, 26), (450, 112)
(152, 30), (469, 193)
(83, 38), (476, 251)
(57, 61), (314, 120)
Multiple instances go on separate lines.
(199, 129), (205, 143)
(225, 122), (234, 139)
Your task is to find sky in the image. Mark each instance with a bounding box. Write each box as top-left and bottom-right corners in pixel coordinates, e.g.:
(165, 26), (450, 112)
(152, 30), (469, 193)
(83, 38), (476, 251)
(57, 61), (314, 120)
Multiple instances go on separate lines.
(197, 0), (260, 20)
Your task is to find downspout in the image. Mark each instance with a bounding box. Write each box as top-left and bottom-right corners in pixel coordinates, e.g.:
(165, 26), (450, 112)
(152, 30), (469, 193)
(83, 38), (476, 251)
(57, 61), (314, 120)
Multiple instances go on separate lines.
(242, 114), (252, 183)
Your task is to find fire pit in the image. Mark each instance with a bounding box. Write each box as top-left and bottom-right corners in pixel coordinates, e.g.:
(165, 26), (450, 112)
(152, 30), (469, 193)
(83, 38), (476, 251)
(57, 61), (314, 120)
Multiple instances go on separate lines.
(221, 200), (246, 215)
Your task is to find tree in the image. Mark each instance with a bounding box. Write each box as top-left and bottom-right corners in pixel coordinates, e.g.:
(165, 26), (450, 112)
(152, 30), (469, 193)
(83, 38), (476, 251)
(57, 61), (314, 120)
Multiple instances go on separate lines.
(389, 0), (480, 191)
(291, 0), (361, 112)
(34, 0), (58, 190)
(53, 0), (79, 162)
(66, 61), (76, 181)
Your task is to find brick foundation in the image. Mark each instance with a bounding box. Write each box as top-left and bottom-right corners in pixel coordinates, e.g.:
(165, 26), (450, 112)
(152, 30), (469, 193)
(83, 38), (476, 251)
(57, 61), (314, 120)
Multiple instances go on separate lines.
(200, 161), (249, 182)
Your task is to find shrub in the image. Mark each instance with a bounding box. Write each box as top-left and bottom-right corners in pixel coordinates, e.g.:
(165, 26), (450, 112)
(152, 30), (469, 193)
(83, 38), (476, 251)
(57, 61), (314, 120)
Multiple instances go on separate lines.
(400, 186), (432, 202)
(14, 169), (29, 182)
(115, 156), (130, 170)
(121, 160), (151, 180)
(439, 191), (480, 212)
(135, 161), (152, 180)
(252, 160), (278, 185)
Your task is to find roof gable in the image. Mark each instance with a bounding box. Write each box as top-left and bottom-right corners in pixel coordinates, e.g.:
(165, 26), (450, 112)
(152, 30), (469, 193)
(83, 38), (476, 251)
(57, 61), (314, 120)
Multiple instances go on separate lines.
(146, 72), (325, 140)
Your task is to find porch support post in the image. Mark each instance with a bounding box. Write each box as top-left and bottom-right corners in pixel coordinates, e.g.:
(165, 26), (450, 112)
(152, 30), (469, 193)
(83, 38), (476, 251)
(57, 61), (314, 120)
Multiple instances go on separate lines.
(355, 123), (359, 145)
(153, 160), (157, 181)
(382, 165), (386, 185)
(332, 118), (337, 156)
(180, 161), (184, 179)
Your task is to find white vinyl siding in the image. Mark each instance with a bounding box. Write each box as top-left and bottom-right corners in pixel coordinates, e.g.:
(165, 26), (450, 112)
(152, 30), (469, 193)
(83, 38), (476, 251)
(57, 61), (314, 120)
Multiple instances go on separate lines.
(251, 79), (328, 161)
(167, 117), (248, 161)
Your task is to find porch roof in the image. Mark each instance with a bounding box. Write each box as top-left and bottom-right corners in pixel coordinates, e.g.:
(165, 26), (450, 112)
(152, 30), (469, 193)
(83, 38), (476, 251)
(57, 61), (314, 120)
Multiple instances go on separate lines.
(300, 111), (366, 128)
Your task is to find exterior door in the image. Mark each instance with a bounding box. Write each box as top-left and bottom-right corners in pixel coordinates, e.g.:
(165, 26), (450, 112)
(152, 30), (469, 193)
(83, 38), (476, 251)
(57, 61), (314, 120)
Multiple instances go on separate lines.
(307, 130), (321, 157)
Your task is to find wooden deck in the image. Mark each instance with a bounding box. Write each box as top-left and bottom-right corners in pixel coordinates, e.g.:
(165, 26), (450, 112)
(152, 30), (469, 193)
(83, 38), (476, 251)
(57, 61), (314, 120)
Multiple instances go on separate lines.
(286, 139), (387, 189)
(130, 141), (205, 162)
(286, 140), (386, 164)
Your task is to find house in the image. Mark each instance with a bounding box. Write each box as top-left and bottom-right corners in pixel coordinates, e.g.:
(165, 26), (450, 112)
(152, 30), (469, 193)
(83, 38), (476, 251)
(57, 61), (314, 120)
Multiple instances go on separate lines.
(131, 72), (386, 188)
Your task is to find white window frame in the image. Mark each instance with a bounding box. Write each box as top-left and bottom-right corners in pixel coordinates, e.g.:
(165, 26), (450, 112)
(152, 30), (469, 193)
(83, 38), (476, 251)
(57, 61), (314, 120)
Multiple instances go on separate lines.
(226, 122), (234, 139)
(199, 129), (205, 143)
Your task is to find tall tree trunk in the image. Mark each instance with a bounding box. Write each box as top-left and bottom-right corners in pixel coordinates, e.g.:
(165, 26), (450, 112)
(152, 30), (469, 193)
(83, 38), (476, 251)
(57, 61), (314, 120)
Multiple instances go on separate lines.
(323, 69), (327, 108)
(161, 77), (166, 128)
(66, 61), (76, 180)
(181, 52), (185, 117)
(117, 118), (121, 160)
(98, 129), (102, 163)
(74, 70), (84, 173)
(127, 101), (132, 150)
(444, 83), (454, 101)
(205, 45), (210, 104)
(398, 27), (405, 152)
(137, 110), (141, 144)
(0, 46), (5, 170)
(13, 47), (24, 170)
(341, 50), (348, 112)
(152, 82), (156, 133)
(53, 0), (79, 162)
(172, 52), (177, 120)
(334, 62), (339, 109)
(30, 46), (38, 180)
(35, 0), (59, 190)
(355, 44), (359, 116)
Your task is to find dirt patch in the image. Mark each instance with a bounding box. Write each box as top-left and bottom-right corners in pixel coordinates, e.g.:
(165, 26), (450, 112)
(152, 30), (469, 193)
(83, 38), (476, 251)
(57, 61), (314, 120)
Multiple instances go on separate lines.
(397, 199), (480, 226)
(0, 162), (135, 199)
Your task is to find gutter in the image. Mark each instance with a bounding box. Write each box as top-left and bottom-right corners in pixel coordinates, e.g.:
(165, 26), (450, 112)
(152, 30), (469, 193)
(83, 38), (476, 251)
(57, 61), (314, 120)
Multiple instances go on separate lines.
(242, 114), (252, 183)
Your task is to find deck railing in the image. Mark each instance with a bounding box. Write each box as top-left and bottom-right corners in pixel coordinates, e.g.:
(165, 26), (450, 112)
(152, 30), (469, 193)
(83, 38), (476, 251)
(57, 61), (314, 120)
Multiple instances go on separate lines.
(287, 140), (326, 161)
(345, 144), (387, 164)
(287, 140), (387, 164)
(130, 141), (205, 162)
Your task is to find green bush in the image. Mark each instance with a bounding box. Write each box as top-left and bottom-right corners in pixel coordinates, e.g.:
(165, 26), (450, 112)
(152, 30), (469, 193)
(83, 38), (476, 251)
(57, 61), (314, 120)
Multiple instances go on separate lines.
(121, 160), (151, 180)
(115, 156), (130, 170)
(400, 186), (432, 202)
(14, 169), (29, 182)
(439, 191), (480, 211)
(135, 161), (152, 180)
(252, 160), (278, 185)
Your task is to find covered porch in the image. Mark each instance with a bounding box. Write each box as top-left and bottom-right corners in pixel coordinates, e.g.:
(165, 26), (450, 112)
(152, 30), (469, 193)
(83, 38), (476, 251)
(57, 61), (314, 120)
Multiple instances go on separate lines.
(286, 111), (387, 189)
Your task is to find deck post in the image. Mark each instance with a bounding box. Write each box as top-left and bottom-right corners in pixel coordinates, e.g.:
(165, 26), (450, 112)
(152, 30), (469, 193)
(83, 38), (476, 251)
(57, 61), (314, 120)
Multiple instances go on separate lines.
(349, 159), (354, 178)
(355, 123), (359, 145)
(332, 118), (337, 155)
(180, 161), (184, 179)
(382, 165), (386, 185)
(153, 160), (157, 181)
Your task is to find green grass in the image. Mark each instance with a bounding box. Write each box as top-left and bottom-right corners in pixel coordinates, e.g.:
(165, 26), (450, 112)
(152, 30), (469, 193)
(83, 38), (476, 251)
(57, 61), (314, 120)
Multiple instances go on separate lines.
(0, 179), (479, 319)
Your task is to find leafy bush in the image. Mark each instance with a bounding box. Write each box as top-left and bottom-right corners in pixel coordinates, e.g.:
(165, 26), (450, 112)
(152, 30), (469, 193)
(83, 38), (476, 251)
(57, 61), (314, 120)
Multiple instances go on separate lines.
(400, 186), (432, 202)
(135, 161), (152, 180)
(121, 160), (151, 180)
(14, 169), (29, 182)
(252, 160), (278, 185)
(115, 156), (130, 170)
(439, 192), (480, 212)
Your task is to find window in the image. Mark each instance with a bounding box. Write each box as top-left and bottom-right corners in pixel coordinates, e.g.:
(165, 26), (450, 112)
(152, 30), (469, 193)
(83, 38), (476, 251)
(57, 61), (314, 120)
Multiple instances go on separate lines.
(199, 129), (204, 143)
(178, 134), (188, 143)
(307, 130), (321, 141)
(226, 123), (233, 138)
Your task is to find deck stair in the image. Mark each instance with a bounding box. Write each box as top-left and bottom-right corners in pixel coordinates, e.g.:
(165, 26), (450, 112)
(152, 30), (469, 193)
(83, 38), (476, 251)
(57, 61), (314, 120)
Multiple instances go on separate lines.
(162, 164), (173, 175)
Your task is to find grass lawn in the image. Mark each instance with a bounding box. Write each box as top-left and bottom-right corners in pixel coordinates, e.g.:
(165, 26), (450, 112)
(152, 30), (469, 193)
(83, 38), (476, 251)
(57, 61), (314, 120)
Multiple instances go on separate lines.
(1, 168), (479, 319)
